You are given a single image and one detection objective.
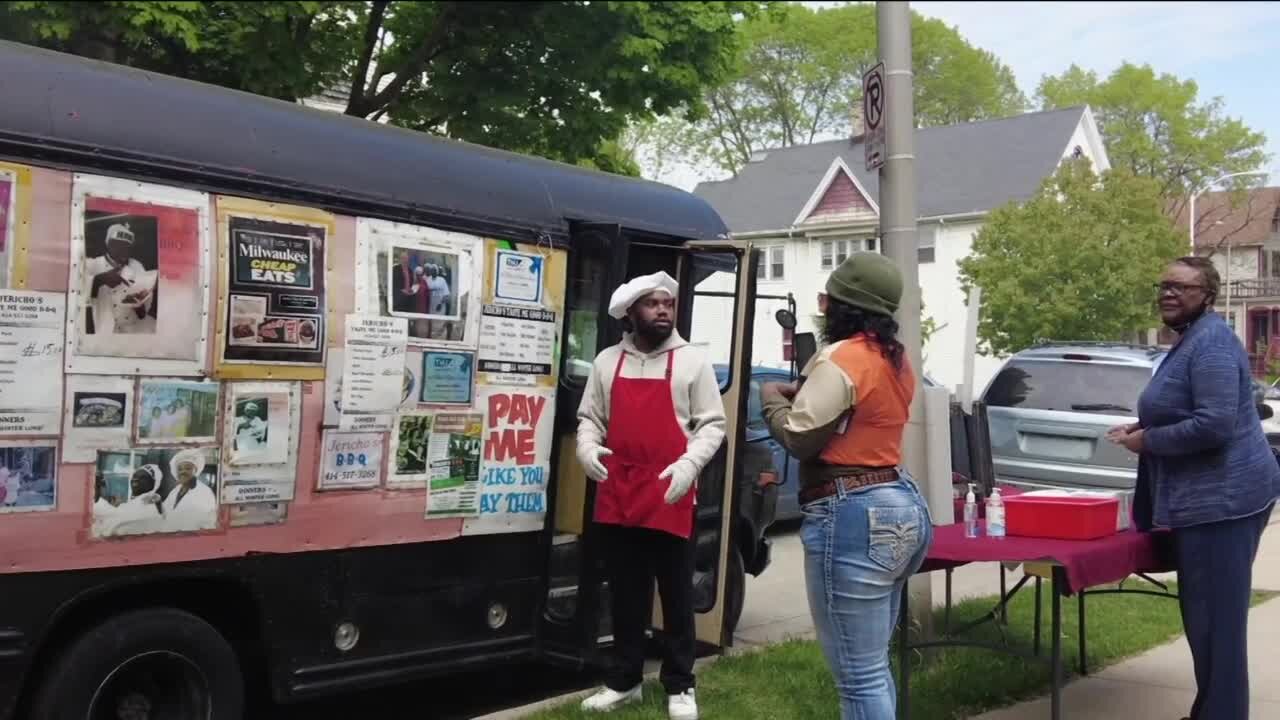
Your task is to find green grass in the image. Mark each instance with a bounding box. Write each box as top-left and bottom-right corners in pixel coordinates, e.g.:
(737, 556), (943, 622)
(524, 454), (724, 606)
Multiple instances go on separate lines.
(528, 581), (1276, 720)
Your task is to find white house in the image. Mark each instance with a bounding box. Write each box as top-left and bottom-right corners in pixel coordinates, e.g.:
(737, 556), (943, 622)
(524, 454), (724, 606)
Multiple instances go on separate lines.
(692, 105), (1110, 394)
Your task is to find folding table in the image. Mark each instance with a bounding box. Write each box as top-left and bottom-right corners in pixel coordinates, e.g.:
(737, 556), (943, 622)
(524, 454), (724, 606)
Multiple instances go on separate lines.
(896, 523), (1176, 720)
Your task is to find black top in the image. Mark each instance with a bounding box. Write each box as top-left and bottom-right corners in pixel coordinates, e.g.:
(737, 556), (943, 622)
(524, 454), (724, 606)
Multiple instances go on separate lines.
(0, 41), (729, 244)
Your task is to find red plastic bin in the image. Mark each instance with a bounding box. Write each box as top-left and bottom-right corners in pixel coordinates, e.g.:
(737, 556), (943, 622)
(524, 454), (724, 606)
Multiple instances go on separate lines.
(1003, 495), (1119, 541)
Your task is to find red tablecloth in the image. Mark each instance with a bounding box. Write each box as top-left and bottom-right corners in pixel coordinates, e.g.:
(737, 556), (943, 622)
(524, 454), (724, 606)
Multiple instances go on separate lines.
(921, 522), (1174, 594)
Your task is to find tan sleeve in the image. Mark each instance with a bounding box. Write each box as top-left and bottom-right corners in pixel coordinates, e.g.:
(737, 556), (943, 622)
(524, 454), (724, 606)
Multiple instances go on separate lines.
(575, 353), (610, 454)
(677, 356), (727, 473)
(761, 357), (854, 461)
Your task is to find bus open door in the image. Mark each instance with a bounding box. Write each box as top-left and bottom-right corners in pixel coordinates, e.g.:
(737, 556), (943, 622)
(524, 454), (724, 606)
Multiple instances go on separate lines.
(538, 226), (761, 668)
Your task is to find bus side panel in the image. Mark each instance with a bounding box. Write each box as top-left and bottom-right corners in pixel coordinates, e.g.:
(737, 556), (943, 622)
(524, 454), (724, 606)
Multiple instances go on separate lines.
(0, 534), (542, 718)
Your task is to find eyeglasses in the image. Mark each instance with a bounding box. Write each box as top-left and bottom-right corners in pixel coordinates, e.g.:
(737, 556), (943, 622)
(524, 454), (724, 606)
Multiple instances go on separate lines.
(1155, 282), (1205, 297)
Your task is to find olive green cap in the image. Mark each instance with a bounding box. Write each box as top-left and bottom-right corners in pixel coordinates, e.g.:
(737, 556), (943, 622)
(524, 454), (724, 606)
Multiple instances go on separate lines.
(824, 251), (902, 317)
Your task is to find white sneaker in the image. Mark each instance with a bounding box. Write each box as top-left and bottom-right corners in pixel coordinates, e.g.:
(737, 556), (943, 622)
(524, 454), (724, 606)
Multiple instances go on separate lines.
(668, 689), (698, 720)
(581, 684), (642, 712)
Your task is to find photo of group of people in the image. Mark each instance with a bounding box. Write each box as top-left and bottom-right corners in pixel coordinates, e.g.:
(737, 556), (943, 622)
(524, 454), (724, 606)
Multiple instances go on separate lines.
(375, 243), (471, 344)
(137, 379), (219, 444)
(93, 448), (219, 538)
(0, 445), (57, 513)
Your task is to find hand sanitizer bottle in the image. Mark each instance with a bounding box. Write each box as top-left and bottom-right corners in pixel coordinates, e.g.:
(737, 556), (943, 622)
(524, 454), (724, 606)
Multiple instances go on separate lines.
(987, 486), (1006, 540)
(964, 483), (980, 538)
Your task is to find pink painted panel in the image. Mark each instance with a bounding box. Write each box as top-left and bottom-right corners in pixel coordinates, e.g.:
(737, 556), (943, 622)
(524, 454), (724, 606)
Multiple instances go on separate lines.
(25, 168), (71, 291)
(0, 189), (467, 575)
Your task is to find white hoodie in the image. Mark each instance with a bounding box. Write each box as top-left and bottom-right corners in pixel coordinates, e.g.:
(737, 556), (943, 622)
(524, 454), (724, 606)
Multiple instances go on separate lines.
(576, 332), (726, 474)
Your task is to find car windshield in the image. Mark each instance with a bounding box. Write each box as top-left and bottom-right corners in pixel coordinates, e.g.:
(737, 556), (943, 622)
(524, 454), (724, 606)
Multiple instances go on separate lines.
(984, 360), (1152, 416)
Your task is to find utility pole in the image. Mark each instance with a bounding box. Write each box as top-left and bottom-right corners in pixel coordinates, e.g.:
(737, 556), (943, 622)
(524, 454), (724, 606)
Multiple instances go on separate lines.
(877, 0), (933, 641)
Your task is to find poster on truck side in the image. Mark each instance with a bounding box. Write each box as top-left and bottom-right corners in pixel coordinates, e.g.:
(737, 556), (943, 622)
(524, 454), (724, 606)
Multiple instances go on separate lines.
(462, 386), (555, 536)
(215, 197), (331, 379)
(66, 175), (211, 376)
(354, 218), (483, 350)
(0, 291), (64, 435)
(425, 413), (483, 518)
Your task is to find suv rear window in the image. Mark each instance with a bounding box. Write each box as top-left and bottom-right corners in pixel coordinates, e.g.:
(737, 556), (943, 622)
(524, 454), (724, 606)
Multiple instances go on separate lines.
(984, 360), (1152, 415)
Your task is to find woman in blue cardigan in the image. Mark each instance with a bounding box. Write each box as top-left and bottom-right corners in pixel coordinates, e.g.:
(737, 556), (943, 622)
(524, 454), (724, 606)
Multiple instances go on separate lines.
(1109, 256), (1279, 720)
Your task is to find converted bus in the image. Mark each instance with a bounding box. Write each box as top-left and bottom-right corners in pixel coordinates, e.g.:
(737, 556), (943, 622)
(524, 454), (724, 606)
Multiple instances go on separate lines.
(0, 42), (780, 719)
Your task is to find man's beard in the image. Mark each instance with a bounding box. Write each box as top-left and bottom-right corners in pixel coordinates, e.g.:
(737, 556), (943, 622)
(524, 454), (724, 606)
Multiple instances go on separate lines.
(633, 320), (673, 344)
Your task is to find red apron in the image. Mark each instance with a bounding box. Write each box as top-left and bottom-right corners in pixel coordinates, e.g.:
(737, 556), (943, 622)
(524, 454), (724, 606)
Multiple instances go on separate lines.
(593, 348), (695, 539)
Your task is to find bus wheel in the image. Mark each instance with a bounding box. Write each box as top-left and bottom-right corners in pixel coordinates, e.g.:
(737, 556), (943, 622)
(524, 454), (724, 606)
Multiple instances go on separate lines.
(724, 546), (746, 638)
(29, 608), (243, 720)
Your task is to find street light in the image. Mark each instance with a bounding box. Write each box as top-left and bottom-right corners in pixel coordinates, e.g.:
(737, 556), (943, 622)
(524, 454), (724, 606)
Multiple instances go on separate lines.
(1189, 170), (1270, 335)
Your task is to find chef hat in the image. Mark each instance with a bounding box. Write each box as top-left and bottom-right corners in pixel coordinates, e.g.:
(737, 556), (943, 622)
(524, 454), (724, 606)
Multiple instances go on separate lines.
(170, 448), (205, 479)
(137, 464), (162, 493)
(105, 223), (135, 245)
(607, 271), (678, 320)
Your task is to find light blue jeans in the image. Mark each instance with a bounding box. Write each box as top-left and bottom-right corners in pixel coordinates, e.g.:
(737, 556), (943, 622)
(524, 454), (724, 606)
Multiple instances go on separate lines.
(801, 474), (932, 720)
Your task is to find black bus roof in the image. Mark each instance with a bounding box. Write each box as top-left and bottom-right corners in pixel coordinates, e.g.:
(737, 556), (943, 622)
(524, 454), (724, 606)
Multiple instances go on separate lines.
(0, 41), (730, 244)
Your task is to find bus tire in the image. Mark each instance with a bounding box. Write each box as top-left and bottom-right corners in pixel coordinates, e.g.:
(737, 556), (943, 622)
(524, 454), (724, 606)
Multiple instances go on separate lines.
(723, 546), (746, 638)
(29, 607), (243, 720)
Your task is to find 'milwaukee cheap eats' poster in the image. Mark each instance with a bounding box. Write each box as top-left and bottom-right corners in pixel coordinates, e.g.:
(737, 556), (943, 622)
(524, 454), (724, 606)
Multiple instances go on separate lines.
(221, 214), (327, 367)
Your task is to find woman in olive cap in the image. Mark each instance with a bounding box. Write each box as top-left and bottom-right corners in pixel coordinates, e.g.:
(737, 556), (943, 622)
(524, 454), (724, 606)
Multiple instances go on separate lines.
(761, 252), (931, 720)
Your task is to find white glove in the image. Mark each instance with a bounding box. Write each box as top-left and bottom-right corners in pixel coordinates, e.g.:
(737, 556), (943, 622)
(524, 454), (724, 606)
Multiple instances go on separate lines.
(579, 445), (612, 482)
(661, 459), (698, 504)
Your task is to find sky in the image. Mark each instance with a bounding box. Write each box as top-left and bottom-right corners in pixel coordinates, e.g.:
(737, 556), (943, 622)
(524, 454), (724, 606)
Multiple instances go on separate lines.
(652, 1), (1280, 191)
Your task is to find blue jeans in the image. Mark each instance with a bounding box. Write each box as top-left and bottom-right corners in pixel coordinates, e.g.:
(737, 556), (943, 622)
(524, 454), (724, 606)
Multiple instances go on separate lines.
(801, 475), (933, 720)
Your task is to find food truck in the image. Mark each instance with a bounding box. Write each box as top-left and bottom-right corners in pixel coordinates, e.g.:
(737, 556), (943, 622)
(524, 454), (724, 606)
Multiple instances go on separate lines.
(0, 41), (778, 719)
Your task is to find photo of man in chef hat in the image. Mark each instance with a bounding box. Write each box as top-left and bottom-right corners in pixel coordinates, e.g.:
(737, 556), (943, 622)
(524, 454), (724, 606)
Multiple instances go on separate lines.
(82, 209), (161, 335)
(160, 448), (218, 533)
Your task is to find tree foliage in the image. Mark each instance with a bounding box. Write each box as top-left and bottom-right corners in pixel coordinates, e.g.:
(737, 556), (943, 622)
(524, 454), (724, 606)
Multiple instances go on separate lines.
(678, 2), (1027, 176)
(1037, 62), (1270, 239)
(0, 1), (763, 173)
(958, 160), (1185, 356)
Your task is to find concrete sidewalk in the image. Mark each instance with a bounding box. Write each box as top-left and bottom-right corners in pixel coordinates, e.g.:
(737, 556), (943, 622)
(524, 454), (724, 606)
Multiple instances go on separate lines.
(973, 597), (1280, 720)
(975, 510), (1280, 720)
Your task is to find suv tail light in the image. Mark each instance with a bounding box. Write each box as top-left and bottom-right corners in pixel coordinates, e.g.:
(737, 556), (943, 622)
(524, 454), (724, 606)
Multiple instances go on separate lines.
(758, 470), (779, 488)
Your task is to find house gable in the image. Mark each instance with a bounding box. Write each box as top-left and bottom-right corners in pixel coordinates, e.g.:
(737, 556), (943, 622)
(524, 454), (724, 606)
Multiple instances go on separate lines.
(794, 157), (879, 226)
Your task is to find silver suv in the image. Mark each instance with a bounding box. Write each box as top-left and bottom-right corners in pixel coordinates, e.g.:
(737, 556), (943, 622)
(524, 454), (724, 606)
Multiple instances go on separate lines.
(981, 343), (1165, 492)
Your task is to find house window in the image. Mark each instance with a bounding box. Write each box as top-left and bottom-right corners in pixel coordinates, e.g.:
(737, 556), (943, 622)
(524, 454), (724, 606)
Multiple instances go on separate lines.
(865, 237), (878, 253)
(1271, 251), (1280, 280)
(1272, 206), (1280, 233)
(759, 245), (785, 281)
(820, 239), (851, 270)
(918, 225), (936, 264)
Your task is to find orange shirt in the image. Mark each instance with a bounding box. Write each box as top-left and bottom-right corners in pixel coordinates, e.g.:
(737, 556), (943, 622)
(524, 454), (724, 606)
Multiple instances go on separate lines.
(818, 336), (915, 468)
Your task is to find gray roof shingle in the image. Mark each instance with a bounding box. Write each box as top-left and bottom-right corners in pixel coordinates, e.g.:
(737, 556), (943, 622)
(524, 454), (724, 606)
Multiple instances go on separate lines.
(694, 106), (1087, 233)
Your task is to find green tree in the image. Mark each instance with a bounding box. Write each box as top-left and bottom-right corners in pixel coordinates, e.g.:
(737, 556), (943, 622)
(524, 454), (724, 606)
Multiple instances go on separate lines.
(0, 1), (763, 172)
(678, 2), (1027, 176)
(958, 160), (1184, 356)
(1037, 63), (1270, 238)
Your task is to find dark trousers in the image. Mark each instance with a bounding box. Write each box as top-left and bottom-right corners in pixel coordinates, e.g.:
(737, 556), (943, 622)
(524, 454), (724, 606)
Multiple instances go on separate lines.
(600, 523), (697, 695)
(1175, 505), (1272, 720)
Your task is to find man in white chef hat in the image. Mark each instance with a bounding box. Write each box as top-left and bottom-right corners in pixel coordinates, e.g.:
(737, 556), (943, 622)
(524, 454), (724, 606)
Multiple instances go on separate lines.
(576, 271), (725, 720)
(83, 221), (156, 334)
(161, 448), (217, 532)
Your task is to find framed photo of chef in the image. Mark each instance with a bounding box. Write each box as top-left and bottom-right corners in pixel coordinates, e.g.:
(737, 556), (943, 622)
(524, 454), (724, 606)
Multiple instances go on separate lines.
(220, 381), (301, 504)
(355, 218), (482, 349)
(214, 197), (331, 380)
(65, 174), (212, 376)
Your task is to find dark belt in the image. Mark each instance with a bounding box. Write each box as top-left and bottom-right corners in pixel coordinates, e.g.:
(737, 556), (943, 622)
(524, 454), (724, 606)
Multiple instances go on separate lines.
(799, 468), (901, 505)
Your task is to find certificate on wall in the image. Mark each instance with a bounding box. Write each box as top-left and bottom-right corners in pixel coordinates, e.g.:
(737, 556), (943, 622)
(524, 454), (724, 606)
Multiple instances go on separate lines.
(421, 350), (475, 405)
